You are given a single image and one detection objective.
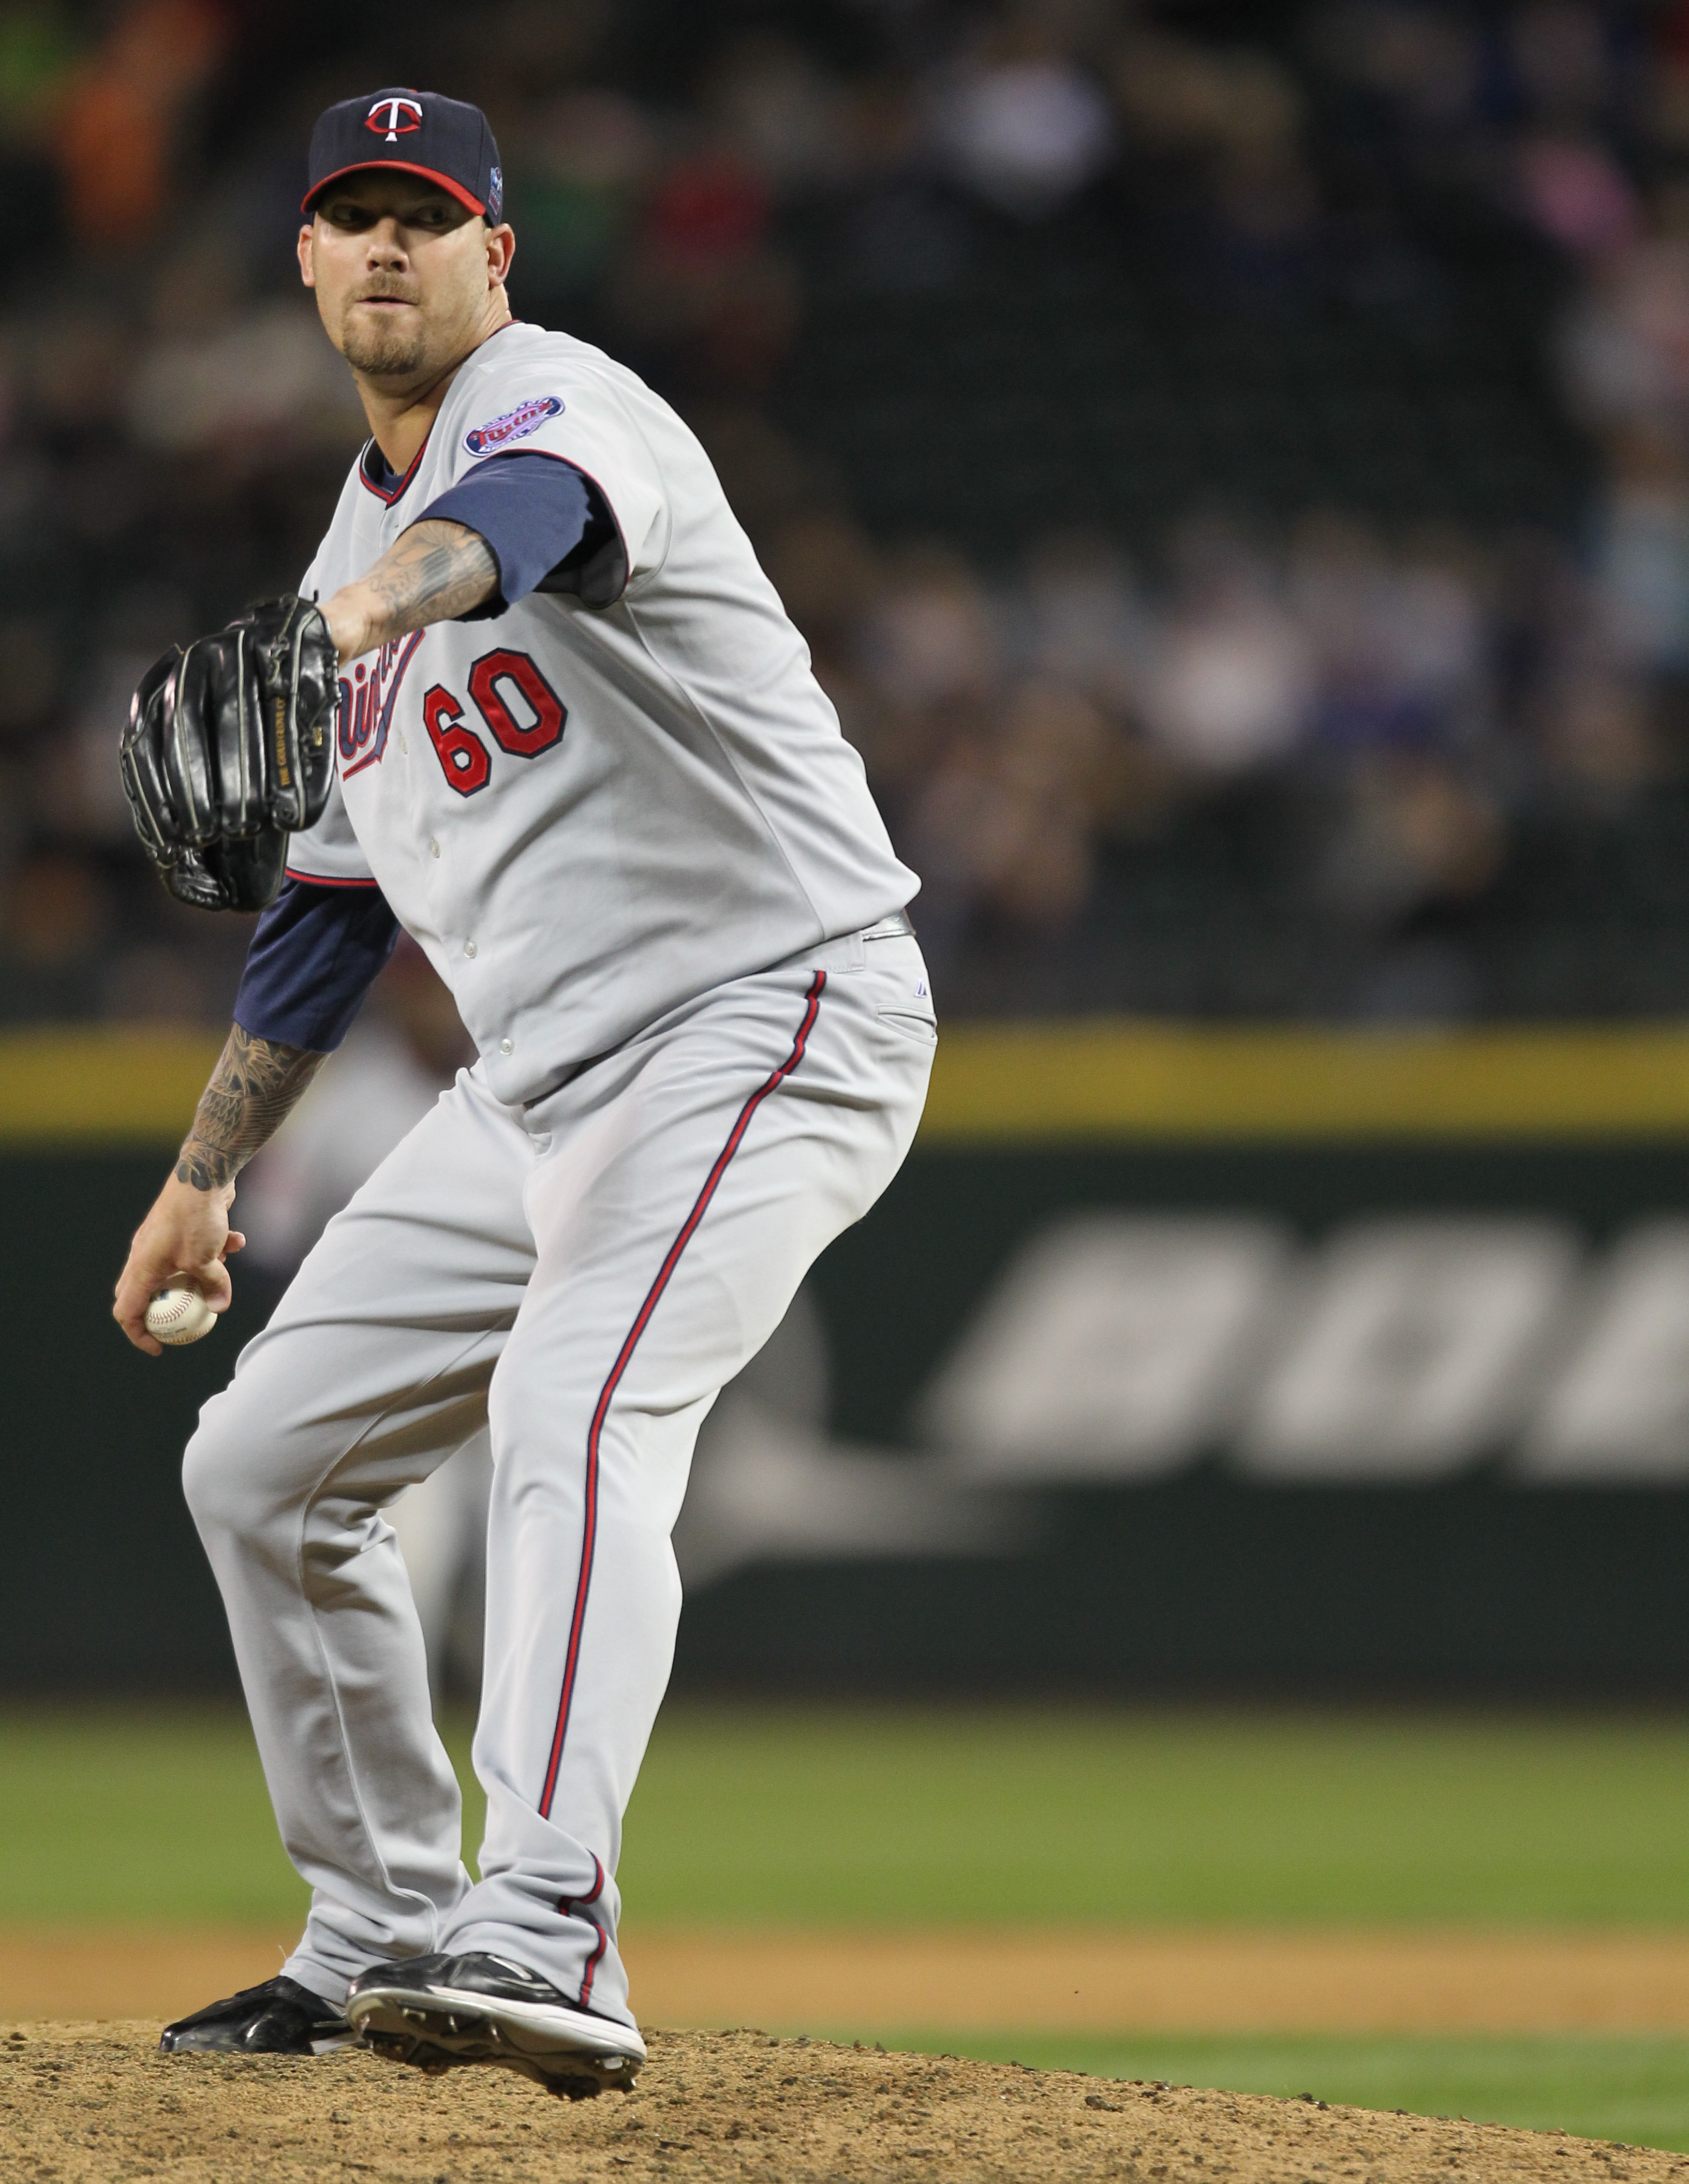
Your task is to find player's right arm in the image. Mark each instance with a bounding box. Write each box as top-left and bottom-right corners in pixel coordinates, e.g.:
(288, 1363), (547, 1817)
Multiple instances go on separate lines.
(113, 452), (603, 1354)
(113, 1028), (329, 1355)
(114, 817), (402, 1353)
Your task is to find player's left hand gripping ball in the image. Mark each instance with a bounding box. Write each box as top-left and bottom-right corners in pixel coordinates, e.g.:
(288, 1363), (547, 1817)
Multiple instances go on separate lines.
(120, 595), (339, 913)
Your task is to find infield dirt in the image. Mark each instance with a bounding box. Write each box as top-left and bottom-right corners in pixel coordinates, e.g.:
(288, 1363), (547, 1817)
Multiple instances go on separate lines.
(6, 2021), (1687, 2184)
(13, 1923), (1689, 2030)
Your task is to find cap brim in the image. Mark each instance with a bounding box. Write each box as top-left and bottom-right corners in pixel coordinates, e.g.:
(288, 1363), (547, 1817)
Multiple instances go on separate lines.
(302, 160), (486, 216)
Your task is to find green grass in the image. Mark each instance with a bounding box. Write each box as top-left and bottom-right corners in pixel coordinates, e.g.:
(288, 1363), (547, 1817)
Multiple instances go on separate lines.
(872, 2034), (1689, 2154)
(8, 1704), (1689, 2148)
(616, 1704), (1689, 1928)
(9, 1701), (1689, 1927)
(0, 1706), (305, 1924)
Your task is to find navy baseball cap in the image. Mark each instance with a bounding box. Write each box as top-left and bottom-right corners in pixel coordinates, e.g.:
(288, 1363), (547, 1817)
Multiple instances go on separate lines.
(303, 88), (503, 221)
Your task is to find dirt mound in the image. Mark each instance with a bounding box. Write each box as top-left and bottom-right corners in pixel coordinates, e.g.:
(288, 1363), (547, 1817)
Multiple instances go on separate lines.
(4, 2020), (1682, 2181)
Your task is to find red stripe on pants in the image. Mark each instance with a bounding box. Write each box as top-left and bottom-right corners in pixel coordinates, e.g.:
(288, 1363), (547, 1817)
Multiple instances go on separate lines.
(538, 971), (827, 1820)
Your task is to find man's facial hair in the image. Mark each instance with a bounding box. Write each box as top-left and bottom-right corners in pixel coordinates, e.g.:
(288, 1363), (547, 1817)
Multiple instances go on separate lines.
(340, 312), (429, 376)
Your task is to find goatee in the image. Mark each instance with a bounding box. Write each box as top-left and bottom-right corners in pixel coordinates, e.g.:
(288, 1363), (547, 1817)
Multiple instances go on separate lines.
(340, 317), (428, 377)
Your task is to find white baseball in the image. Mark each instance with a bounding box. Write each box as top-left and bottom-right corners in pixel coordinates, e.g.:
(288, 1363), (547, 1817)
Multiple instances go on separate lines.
(144, 1285), (219, 1346)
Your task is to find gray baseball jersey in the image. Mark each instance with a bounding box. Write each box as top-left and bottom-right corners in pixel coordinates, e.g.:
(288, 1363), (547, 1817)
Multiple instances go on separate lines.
(287, 320), (917, 1103)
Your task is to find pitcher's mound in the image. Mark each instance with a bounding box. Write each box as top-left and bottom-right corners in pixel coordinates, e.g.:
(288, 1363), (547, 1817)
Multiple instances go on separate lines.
(3, 2019), (1676, 2180)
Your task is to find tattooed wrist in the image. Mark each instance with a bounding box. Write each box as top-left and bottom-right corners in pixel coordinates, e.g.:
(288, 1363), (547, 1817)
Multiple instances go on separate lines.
(175, 1026), (327, 1190)
(324, 518), (498, 661)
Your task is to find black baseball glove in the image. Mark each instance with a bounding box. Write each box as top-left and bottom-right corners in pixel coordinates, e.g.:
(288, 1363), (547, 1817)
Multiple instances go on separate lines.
(120, 595), (340, 913)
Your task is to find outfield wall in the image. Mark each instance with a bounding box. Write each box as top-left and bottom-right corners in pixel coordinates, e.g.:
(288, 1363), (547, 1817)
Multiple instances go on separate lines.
(8, 1024), (1689, 1693)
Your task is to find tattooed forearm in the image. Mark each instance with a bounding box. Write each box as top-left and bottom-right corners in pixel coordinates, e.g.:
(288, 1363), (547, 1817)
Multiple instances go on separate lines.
(322, 519), (498, 663)
(175, 1026), (328, 1191)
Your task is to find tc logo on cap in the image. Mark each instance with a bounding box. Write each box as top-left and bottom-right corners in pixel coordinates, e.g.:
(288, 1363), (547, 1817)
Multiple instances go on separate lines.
(366, 96), (422, 143)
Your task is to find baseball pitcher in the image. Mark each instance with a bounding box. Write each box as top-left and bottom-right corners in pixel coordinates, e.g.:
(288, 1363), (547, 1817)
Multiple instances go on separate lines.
(112, 87), (934, 2093)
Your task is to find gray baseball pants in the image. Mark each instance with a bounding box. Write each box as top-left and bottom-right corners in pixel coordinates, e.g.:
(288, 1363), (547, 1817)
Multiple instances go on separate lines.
(182, 928), (934, 2030)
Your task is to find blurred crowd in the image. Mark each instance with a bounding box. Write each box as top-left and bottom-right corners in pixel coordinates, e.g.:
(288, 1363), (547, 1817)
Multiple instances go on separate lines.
(4, 0), (1689, 1026)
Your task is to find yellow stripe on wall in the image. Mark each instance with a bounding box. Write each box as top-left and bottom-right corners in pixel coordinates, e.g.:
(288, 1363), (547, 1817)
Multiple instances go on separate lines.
(917, 1021), (1689, 1143)
(5, 1020), (1689, 1148)
(0, 1028), (224, 1149)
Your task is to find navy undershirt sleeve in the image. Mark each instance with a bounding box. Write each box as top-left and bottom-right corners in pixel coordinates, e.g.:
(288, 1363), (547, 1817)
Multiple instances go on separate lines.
(417, 451), (627, 615)
(233, 880), (401, 1052)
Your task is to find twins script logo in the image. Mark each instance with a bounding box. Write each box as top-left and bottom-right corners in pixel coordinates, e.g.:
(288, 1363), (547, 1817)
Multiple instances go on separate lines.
(464, 394), (563, 457)
(338, 631), (424, 778)
(366, 96), (423, 143)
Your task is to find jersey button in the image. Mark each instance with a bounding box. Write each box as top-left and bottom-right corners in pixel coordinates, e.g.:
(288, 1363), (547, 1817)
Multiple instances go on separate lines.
(499, 1037), (513, 1055)
(464, 940), (477, 958)
(428, 839), (440, 857)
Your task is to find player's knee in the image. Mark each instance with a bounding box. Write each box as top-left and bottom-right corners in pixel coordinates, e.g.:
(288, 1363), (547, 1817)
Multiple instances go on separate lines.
(181, 1406), (282, 1544)
(484, 1373), (521, 1454)
(181, 1423), (244, 1539)
(484, 1359), (582, 1460)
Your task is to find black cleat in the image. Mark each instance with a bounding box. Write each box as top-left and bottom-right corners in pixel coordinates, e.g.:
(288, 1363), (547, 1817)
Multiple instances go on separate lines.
(345, 1951), (644, 2097)
(159, 1974), (351, 2055)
